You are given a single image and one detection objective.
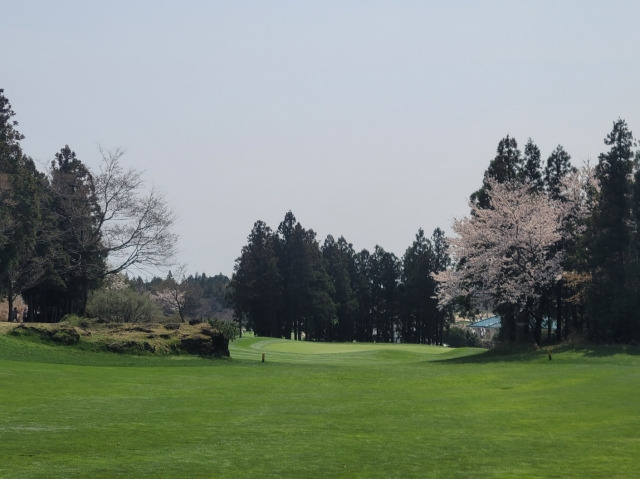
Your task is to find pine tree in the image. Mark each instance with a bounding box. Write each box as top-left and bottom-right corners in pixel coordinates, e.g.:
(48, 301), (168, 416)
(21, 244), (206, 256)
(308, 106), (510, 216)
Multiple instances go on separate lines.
(521, 138), (544, 191)
(588, 119), (637, 341)
(401, 228), (437, 344)
(49, 145), (106, 314)
(322, 235), (358, 341)
(471, 135), (523, 209)
(544, 145), (576, 201)
(276, 213), (335, 341)
(229, 220), (282, 337)
(0, 89), (43, 320)
(369, 246), (400, 342)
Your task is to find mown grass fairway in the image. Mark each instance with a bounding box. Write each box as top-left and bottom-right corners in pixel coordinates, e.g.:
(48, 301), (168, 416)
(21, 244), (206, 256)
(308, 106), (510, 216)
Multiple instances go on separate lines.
(0, 333), (638, 478)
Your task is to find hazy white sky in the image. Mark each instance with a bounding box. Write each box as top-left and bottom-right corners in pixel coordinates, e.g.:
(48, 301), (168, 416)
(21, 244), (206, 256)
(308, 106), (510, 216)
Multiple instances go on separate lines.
(3, 1), (640, 277)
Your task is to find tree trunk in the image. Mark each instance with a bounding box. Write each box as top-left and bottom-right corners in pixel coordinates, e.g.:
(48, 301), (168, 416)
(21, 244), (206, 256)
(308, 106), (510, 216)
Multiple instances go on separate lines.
(79, 278), (90, 317)
(555, 281), (563, 342)
(7, 295), (14, 322)
(534, 314), (543, 345)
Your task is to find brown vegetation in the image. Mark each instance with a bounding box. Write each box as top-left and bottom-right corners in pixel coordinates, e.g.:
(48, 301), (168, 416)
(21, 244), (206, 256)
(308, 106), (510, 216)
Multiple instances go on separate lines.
(0, 320), (230, 357)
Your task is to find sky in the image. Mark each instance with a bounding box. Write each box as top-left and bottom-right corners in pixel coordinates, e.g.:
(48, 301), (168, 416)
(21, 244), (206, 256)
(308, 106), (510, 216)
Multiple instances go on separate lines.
(3, 1), (640, 278)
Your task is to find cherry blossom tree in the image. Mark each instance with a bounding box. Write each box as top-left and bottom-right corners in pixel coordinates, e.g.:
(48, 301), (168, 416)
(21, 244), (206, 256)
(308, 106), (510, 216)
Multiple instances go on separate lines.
(435, 172), (592, 342)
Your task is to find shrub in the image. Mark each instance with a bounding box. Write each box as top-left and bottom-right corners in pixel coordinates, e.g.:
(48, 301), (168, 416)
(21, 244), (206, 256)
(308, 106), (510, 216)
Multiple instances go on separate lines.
(205, 318), (239, 341)
(444, 326), (481, 348)
(465, 329), (481, 347)
(86, 288), (162, 323)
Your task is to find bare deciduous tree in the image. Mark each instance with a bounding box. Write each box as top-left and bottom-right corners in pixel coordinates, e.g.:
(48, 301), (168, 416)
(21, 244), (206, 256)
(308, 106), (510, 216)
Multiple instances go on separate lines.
(48, 146), (178, 313)
(94, 147), (178, 277)
(151, 265), (202, 323)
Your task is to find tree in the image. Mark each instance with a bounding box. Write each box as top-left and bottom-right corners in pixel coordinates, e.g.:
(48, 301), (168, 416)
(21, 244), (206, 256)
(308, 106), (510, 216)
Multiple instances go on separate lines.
(471, 135), (523, 209)
(587, 119), (637, 341)
(186, 272), (231, 319)
(48, 146), (177, 314)
(0, 90), (46, 319)
(521, 138), (544, 191)
(369, 246), (400, 342)
(152, 266), (201, 323)
(550, 165), (595, 340)
(229, 220), (282, 337)
(542, 146), (580, 340)
(276, 213), (335, 341)
(93, 148), (177, 277)
(544, 145), (576, 201)
(353, 249), (373, 342)
(322, 235), (358, 341)
(401, 228), (436, 344)
(435, 179), (570, 342)
(401, 228), (451, 345)
(430, 227), (452, 343)
(49, 145), (106, 314)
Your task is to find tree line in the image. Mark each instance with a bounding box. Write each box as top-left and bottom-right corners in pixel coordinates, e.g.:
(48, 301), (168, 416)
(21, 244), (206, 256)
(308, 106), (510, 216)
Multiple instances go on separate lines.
(228, 211), (451, 343)
(4, 83), (639, 344)
(231, 120), (640, 345)
(436, 120), (640, 344)
(0, 88), (176, 321)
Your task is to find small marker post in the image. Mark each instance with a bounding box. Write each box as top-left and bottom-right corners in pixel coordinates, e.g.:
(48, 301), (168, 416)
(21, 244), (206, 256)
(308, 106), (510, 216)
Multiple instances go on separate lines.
(262, 353), (265, 363)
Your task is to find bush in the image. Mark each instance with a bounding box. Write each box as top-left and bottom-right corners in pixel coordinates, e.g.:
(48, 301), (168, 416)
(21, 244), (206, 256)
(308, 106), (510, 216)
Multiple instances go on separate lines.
(86, 288), (162, 323)
(465, 329), (481, 347)
(205, 318), (239, 341)
(444, 326), (481, 348)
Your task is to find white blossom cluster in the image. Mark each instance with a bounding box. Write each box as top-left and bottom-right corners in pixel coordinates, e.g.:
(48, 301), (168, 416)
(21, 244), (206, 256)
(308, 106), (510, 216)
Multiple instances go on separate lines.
(435, 170), (593, 312)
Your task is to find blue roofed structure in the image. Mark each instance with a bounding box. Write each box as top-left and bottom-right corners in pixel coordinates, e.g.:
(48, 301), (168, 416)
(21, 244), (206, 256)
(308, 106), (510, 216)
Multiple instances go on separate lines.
(466, 315), (501, 340)
(468, 316), (502, 329)
(466, 315), (556, 341)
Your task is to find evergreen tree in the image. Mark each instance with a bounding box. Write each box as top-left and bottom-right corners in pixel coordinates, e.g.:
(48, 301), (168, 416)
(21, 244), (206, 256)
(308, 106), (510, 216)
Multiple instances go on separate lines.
(229, 220), (282, 337)
(431, 227), (452, 344)
(401, 228), (451, 345)
(401, 228), (436, 344)
(322, 235), (358, 341)
(588, 119), (637, 341)
(544, 145), (576, 201)
(542, 145), (577, 340)
(521, 138), (544, 191)
(471, 135), (523, 208)
(276, 213), (335, 341)
(353, 249), (373, 342)
(49, 145), (106, 314)
(0, 89), (45, 319)
(369, 246), (400, 342)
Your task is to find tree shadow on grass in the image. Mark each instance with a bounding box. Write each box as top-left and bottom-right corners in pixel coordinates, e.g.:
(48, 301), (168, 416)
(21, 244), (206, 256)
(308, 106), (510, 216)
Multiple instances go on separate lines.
(560, 344), (640, 358)
(437, 348), (543, 364)
(436, 343), (640, 364)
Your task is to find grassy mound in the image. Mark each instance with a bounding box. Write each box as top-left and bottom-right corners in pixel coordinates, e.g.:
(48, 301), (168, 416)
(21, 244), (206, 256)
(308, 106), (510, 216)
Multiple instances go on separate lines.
(1, 320), (230, 357)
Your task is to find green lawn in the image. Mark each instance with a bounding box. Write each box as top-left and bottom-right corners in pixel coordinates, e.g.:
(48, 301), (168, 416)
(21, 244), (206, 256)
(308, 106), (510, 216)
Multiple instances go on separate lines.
(0, 333), (638, 478)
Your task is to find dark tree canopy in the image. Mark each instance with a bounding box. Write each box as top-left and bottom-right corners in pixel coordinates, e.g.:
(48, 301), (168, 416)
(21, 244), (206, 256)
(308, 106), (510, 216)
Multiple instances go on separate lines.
(471, 135), (523, 209)
(0, 89), (177, 320)
(544, 145), (576, 201)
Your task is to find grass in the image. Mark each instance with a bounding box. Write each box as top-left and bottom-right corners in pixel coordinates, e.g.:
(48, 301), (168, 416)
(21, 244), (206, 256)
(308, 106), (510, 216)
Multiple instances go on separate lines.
(0, 332), (638, 478)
